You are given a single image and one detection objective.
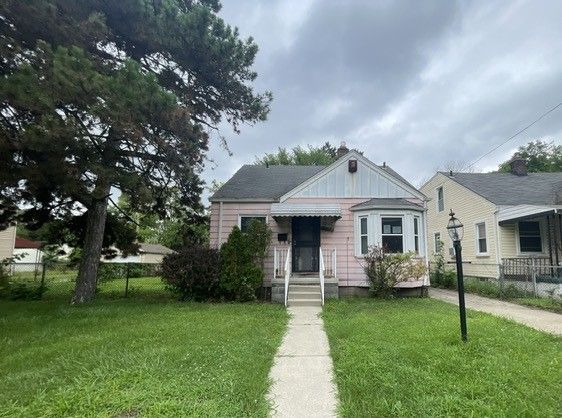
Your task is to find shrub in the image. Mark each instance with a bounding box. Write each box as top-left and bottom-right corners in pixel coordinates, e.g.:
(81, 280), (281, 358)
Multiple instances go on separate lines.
(364, 246), (427, 298)
(161, 246), (221, 301)
(219, 221), (272, 301)
(0, 256), (47, 300)
(97, 263), (128, 282)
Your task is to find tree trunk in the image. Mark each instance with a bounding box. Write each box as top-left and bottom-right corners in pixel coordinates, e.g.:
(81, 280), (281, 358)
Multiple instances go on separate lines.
(71, 181), (111, 304)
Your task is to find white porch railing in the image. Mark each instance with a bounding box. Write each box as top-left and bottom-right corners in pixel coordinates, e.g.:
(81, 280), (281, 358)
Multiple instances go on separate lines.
(284, 247), (291, 306)
(274, 246), (290, 278)
(321, 248), (337, 278)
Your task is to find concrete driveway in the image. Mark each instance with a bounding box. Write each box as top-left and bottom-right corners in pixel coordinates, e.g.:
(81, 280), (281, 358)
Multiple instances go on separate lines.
(430, 288), (562, 335)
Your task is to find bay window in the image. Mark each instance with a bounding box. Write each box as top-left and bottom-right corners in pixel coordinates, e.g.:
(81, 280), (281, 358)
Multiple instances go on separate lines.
(359, 216), (369, 255)
(382, 217), (403, 253)
(413, 217), (420, 254)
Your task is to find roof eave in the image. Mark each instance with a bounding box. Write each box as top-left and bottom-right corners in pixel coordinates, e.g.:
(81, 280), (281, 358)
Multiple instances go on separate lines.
(209, 197), (279, 203)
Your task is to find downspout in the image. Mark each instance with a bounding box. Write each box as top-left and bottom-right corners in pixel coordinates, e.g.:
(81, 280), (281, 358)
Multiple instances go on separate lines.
(547, 215), (554, 266)
(493, 207), (502, 278)
(218, 201), (224, 247)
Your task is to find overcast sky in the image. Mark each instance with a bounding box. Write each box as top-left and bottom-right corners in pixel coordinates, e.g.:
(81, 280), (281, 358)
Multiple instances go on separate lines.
(202, 0), (562, 198)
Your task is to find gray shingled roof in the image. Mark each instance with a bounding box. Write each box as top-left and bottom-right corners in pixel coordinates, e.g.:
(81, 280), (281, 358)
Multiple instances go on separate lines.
(210, 165), (326, 201)
(445, 172), (562, 205)
(138, 243), (175, 255)
(211, 163), (418, 201)
(350, 198), (424, 211)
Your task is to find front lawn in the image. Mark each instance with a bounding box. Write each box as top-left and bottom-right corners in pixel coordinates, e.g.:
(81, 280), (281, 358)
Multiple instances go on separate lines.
(0, 299), (288, 417)
(323, 298), (562, 417)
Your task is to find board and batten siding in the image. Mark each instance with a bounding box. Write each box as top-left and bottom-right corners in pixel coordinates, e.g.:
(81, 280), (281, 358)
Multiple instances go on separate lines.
(290, 159), (417, 199)
(421, 173), (500, 278)
(0, 226), (16, 262)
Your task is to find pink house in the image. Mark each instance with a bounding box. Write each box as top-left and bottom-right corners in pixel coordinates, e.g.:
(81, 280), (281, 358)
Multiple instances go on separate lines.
(209, 145), (430, 305)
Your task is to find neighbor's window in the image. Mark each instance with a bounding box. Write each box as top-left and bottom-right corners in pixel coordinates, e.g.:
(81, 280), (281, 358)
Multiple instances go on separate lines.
(476, 222), (487, 254)
(437, 186), (444, 212)
(240, 216), (266, 233)
(434, 232), (441, 253)
(518, 221), (542, 253)
(413, 217), (420, 254)
(359, 216), (369, 255)
(382, 217), (403, 253)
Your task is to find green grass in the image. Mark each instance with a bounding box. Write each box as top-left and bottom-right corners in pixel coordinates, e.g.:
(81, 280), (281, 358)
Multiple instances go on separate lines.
(0, 298), (288, 417)
(514, 297), (562, 313)
(323, 298), (562, 417)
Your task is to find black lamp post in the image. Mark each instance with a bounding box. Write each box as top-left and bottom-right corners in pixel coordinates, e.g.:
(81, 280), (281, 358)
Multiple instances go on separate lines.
(446, 209), (467, 342)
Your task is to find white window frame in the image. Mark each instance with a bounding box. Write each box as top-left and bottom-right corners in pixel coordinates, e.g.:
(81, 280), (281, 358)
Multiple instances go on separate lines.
(434, 232), (441, 253)
(359, 215), (369, 256)
(381, 216), (404, 253)
(516, 220), (545, 255)
(436, 186), (444, 212)
(413, 216), (420, 255)
(354, 212), (372, 257)
(238, 215), (268, 232)
(475, 221), (489, 256)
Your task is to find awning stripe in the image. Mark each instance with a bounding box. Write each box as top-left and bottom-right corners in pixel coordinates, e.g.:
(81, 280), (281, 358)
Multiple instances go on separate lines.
(270, 203), (341, 217)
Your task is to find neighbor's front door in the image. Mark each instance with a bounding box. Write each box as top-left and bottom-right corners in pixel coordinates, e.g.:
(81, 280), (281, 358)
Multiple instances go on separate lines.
(292, 217), (320, 273)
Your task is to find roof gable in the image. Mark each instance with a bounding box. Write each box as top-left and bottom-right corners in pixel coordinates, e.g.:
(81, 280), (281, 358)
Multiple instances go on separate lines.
(281, 151), (426, 201)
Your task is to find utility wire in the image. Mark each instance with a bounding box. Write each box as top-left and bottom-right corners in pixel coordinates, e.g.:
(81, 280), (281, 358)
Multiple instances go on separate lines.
(465, 101), (562, 170)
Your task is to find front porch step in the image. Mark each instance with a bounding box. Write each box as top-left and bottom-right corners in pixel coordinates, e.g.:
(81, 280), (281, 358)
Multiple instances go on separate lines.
(288, 277), (321, 285)
(289, 291), (321, 300)
(287, 298), (322, 307)
(287, 284), (322, 307)
(289, 284), (321, 293)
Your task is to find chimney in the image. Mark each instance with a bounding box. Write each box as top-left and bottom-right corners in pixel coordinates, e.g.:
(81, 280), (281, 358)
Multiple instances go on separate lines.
(509, 154), (528, 176)
(337, 141), (349, 158)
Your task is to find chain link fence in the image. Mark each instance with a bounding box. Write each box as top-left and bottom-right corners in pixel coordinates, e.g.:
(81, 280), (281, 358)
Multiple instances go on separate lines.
(3, 262), (169, 301)
(500, 263), (562, 299)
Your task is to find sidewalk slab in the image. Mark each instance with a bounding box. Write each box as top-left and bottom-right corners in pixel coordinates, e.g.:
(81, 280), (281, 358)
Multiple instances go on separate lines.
(430, 288), (562, 335)
(268, 306), (338, 418)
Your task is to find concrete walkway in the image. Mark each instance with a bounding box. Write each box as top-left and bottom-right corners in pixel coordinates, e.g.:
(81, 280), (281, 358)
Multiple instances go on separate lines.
(430, 288), (562, 335)
(267, 306), (338, 417)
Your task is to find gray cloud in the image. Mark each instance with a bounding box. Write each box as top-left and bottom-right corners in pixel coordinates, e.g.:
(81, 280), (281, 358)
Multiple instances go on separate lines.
(203, 0), (562, 200)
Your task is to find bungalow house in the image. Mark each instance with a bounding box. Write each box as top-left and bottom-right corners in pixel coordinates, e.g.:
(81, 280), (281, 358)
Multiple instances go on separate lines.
(421, 157), (562, 281)
(209, 144), (430, 305)
(0, 226), (16, 262)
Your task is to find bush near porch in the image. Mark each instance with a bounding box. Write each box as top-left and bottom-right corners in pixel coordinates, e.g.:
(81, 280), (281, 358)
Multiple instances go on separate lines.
(162, 220), (272, 302)
(323, 298), (561, 417)
(0, 299), (288, 417)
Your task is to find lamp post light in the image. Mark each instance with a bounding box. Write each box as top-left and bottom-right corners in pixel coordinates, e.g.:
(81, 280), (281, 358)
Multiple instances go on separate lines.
(446, 209), (467, 342)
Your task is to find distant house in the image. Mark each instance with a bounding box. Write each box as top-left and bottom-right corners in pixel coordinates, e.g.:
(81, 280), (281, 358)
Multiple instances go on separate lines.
(0, 226), (16, 262)
(421, 157), (562, 280)
(209, 144), (430, 305)
(14, 237), (44, 264)
(102, 243), (175, 264)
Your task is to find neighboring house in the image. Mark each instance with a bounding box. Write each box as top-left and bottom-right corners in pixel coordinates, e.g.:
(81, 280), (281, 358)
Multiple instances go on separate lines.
(421, 157), (562, 280)
(209, 144), (430, 304)
(102, 243), (175, 264)
(14, 237), (44, 263)
(0, 226), (16, 262)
